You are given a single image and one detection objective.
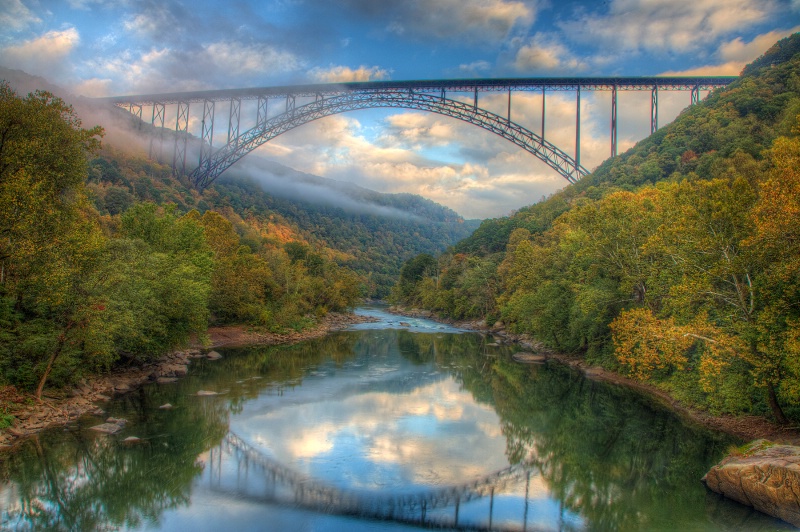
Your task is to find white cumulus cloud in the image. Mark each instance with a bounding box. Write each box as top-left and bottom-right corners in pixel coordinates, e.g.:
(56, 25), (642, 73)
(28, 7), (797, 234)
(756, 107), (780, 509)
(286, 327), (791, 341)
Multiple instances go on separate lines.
(561, 0), (779, 54)
(1, 28), (80, 80)
(308, 65), (391, 83)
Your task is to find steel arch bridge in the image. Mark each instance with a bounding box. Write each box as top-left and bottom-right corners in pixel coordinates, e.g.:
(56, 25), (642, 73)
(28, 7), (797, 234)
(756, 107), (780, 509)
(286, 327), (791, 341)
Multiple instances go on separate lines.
(101, 76), (736, 191)
(210, 431), (535, 530)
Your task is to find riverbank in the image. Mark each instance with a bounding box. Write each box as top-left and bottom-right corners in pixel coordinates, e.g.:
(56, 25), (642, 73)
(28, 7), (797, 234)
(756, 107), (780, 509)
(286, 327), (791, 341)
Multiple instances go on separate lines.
(0, 312), (376, 450)
(388, 306), (800, 446)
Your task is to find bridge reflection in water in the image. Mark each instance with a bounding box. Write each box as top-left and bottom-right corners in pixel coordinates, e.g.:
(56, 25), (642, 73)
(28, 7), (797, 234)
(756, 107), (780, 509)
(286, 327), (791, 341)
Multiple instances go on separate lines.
(205, 432), (573, 531)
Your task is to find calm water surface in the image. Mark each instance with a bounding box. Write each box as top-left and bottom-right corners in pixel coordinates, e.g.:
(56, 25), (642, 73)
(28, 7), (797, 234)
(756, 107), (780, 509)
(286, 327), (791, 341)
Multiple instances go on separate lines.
(0, 307), (790, 531)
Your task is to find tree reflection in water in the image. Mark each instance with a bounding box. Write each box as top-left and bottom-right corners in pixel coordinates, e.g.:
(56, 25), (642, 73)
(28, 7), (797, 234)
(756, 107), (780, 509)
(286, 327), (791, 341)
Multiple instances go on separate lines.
(0, 329), (791, 531)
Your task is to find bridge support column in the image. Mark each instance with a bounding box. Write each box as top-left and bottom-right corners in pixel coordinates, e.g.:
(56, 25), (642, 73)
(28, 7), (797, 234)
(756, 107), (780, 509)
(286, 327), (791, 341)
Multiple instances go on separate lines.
(286, 95), (295, 113)
(199, 99), (215, 173)
(454, 498), (460, 526)
(128, 104), (142, 129)
(576, 87), (581, 175)
(507, 88), (511, 122)
(149, 102), (165, 163)
(651, 85), (659, 134)
(541, 87), (546, 141)
(611, 85), (618, 157)
(257, 95), (269, 129)
(228, 97), (241, 146)
(691, 85), (700, 105)
(473, 87), (478, 112)
(173, 101), (190, 176)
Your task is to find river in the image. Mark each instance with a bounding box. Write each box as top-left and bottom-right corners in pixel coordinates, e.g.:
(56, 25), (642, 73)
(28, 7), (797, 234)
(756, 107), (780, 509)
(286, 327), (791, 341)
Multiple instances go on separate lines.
(0, 307), (790, 530)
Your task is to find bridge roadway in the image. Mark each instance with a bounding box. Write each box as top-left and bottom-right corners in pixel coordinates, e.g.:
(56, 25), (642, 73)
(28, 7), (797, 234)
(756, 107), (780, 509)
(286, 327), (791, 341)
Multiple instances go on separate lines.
(211, 431), (545, 530)
(102, 76), (737, 191)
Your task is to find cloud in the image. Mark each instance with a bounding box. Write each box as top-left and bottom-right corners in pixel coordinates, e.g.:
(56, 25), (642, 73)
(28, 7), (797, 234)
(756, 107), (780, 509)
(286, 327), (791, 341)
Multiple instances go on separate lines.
(238, 378), (510, 486)
(204, 41), (301, 77)
(513, 33), (587, 73)
(1, 28), (80, 80)
(67, 0), (107, 9)
(333, 0), (535, 44)
(308, 65), (391, 83)
(660, 26), (800, 75)
(123, 2), (188, 42)
(456, 60), (492, 77)
(0, 0), (41, 32)
(561, 0), (779, 55)
(81, 40), (305, 94)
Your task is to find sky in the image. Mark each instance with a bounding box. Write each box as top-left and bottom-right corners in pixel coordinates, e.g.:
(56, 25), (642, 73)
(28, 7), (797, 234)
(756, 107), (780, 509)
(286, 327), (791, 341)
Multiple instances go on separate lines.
(1, 0), (800, 218)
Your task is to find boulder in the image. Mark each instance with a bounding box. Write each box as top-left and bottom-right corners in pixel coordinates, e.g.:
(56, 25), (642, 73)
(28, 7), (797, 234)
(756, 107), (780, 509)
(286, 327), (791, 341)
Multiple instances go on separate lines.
(206, 351), (223, 360)
(90, 422), (124, 434)
(703, 439), (800, 527)
(512, 352), (547, 364)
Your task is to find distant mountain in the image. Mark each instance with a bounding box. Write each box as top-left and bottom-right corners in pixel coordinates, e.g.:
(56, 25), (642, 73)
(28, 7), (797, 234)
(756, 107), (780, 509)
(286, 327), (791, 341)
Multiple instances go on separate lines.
(213, 161), (480, 296)
(0, 67), (478, 297)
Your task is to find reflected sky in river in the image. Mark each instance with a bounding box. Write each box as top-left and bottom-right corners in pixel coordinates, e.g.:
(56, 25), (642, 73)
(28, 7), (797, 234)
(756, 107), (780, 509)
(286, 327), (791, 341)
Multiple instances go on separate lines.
(1, 307), (793, 531)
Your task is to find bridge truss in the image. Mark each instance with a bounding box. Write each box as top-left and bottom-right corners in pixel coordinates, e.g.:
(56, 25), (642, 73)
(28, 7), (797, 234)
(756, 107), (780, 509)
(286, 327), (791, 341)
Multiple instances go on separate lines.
(211, 432), (536, 530)
(102, 76), (736, 190)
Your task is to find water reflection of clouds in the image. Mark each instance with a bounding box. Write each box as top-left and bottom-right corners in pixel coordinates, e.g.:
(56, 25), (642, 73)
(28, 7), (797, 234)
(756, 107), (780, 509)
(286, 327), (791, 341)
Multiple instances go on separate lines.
(235, 379), (509, 489)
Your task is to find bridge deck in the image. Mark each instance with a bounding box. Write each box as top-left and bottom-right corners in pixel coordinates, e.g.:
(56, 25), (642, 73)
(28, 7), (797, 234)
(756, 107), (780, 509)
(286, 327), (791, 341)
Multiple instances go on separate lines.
(100, 76), (737, 105)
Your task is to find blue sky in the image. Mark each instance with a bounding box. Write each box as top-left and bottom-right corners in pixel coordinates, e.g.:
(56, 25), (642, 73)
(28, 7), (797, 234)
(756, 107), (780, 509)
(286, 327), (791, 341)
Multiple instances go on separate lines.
(1, 0), (799, 218)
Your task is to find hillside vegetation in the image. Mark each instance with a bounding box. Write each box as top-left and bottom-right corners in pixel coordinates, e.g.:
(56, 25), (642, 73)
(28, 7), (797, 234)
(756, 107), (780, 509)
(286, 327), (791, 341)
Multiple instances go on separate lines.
(391, 34), (800, 424)
(0, 84), (363, 398)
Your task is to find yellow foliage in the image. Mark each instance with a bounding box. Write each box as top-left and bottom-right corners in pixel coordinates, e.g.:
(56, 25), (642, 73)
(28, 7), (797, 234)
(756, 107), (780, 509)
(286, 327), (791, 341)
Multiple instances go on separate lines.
(610, 308), (693, 380)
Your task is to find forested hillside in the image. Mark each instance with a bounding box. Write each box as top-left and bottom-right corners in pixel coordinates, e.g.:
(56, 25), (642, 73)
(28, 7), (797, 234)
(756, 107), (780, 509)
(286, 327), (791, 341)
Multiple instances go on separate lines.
(0, 65), (481, 397)
(392, 33), (800, 425)
(87, 144), (477, 300)
(0, 85), (363, 398)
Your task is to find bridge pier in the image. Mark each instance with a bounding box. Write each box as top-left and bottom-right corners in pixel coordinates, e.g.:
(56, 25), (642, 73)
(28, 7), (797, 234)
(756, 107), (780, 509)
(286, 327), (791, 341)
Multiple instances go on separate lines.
(576, 87), (581, 175)
(541, 87), (545, 142)
(199, 99), (215, 174)
(651, 85), (659, 134)
(228, 97), (241, 146)
(149, 102), (165, 163)
(611, 85), (618, 157)
(257, 95), (269, 129)
(173, 101), (189, 176)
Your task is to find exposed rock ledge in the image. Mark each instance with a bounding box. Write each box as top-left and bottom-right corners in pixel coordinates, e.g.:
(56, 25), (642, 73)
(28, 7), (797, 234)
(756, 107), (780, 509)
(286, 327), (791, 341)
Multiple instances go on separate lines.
(703, 440), (800, 527)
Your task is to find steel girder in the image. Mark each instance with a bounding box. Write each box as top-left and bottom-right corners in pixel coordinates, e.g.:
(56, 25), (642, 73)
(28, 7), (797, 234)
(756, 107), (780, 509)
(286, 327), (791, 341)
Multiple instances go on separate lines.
(190, 91), (589, 190)
(102, 76), (737, 106)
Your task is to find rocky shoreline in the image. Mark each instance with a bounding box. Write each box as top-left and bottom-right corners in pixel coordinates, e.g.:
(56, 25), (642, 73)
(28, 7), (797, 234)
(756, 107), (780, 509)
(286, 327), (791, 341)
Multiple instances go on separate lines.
(0, 312), (376, 450)
(387, 306), (800, 446)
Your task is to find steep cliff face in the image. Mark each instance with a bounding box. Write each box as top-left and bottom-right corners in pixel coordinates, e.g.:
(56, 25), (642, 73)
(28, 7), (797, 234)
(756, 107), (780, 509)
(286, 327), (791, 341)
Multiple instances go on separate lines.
(704, 440), (800, 527)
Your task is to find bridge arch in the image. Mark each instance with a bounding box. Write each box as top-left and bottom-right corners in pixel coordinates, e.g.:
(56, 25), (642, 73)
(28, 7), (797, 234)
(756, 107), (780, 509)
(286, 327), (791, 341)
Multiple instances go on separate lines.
(190, 90), (588, 190)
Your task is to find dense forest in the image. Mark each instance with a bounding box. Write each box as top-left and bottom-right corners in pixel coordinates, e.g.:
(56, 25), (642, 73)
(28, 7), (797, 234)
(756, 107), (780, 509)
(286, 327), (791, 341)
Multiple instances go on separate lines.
(0, 64), (480, 399)
(0, 84), (365, 399)
(391, 34), (800, 425)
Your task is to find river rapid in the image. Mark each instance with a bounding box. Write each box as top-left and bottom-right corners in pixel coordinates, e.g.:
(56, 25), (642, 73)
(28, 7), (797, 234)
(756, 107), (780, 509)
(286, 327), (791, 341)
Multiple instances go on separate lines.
(0, 306), (790, 531)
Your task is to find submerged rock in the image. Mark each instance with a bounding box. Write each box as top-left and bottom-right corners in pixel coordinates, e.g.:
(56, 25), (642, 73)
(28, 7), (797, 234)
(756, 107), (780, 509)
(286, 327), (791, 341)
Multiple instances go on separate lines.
(206, 351), (222, 360)
(703, 439), (800, 527)
(158, 403), (173, 410)
(196, 390), (218, 396)
(512, 352), (547, 364)
(90, 422), (124, 434)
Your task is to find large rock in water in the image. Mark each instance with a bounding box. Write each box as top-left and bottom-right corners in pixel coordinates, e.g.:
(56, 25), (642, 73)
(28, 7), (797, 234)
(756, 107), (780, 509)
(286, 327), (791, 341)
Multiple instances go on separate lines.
(703, 439), (800, 527)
